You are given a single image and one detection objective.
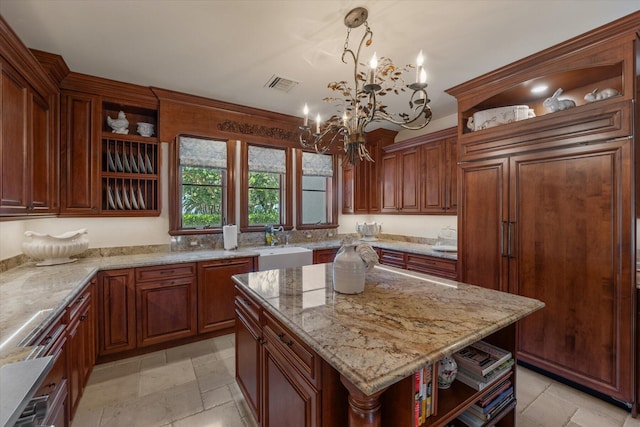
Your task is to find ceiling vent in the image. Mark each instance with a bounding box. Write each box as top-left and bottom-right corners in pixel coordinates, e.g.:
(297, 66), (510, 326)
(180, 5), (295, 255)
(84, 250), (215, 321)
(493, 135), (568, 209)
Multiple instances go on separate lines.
(264, 75), (299, 93)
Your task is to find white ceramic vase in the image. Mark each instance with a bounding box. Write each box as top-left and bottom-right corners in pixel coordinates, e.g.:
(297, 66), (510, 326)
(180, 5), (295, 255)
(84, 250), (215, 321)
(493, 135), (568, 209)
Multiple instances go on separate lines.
(332, 242), (367, 294)
(437, 355), (458, 389)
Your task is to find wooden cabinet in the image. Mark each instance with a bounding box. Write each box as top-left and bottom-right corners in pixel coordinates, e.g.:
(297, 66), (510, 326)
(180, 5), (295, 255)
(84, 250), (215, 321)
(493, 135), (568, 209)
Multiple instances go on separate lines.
(198, 257), (256, 334)
(135, 263), (197, 347)
(342, 129), (397, 214)
(98, 268), (136, 356)
(380, 127), (457, 215)
(235, 285), (347, 427)
(60, 91), (101, 214)
(381, 146), (419, 213)
(67, 280), (95, 418)
(313, 248), (339, 264)
(235, 287), (262, 423)
(448, 14), (638, 410)
(59, 73), (160, 216)
(0, 59), (58, 216)
(378, 248), (458, 280)
(31, 313), (69, 427)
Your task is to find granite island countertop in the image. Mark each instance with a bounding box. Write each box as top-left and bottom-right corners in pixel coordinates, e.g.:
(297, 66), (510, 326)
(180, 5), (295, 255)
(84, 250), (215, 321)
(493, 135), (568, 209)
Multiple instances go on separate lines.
(232, 263), (544, 396)
(0, 239), (455, 365)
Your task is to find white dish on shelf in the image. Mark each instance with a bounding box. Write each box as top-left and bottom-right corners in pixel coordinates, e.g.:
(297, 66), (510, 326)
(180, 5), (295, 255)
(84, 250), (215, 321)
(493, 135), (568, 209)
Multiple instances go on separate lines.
(145, 153), (153, 174)
(131, 186), (139, 209)
(107, 150), (116, 172)
(22, 229), (89, 266)
(115, 186), (124, 209)
(138, 153), (146, 173)
(107, 186), (116, 210)
(138, 187), (146, 210)
(123, 151), (130, 172)
(131, 153), (138, 173)
(115, 151), (124, 172)
(123, 186), (131, 209)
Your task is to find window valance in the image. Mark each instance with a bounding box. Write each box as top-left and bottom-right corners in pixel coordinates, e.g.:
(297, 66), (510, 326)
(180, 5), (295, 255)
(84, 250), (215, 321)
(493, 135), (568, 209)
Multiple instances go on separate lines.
(179, 136), (227, 169)
(248, 145), (286, 173)
(302, 152), (333, 177)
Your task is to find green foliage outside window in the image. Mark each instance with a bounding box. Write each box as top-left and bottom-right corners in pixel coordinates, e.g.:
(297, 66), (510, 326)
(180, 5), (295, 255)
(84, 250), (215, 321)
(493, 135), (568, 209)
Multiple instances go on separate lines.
(248, 171), (281, 225)
(181, 166), (224, 227)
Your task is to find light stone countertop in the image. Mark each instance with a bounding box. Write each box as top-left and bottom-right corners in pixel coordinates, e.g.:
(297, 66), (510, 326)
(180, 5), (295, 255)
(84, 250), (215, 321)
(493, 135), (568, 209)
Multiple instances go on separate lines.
(0, 239), (454, 365)
(232, 263), (544, 396)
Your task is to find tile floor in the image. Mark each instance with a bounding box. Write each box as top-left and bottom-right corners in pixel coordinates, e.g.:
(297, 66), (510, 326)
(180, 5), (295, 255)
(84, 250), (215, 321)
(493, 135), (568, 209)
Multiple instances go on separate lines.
(72, 335), (639, 427)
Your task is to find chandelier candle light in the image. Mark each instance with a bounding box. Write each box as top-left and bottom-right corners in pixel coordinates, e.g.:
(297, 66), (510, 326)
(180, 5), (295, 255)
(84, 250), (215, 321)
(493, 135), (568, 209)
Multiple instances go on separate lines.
(300, 7), (432, 164)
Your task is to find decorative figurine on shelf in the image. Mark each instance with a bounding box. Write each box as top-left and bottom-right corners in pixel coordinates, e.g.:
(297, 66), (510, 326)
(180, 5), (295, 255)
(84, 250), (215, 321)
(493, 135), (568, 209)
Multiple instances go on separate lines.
(107, 111), (129, 134)
(584, 88), (620, 103)
(543, 88), (576, 112)
(438, 355), (458, 389)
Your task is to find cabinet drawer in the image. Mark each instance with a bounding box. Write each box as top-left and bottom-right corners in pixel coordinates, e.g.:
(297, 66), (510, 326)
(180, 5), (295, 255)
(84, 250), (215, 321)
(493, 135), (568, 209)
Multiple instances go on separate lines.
(379, 249), (406, 268)
(235, 286), (261, 325)
(405, 253), (457, 279)
(67, 285), (92, 322)
(263, 310), (321, 387)
(135, 263), (196, 282)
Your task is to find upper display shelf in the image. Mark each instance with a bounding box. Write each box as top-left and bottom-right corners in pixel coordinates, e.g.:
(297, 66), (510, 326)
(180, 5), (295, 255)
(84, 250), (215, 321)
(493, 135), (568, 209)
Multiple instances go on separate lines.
(102, 101), (158, 140)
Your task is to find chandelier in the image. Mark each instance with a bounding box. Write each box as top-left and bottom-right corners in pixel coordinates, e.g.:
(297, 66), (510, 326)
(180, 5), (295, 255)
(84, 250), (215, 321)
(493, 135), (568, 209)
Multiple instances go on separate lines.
(299, 7), (432, 164)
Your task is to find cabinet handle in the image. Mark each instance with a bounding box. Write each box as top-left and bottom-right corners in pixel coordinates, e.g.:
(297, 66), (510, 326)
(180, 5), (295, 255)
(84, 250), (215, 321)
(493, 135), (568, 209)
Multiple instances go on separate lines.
(159, 270), (176, 275)
(508, 222), (515, 258)
(80, 314), (87, 321)
(45, 382), (56, 391)
(277, 332), (285, 339)
(500, 221), (508, 257)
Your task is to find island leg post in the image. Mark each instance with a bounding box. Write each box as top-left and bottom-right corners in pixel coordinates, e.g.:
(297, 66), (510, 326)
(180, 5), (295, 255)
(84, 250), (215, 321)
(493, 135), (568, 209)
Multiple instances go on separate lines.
(340, 375), (388, 427)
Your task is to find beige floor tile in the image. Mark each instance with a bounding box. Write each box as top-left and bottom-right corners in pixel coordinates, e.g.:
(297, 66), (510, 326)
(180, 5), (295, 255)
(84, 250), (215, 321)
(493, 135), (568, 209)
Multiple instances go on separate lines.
(243, 414), (260, 427)
(71, 403), (103, 427)
(516, 367), (552, 412)
(88, 358), (140, 386)
(79, 372), (140, 411)
(139, 350), (167, 371)
(138, 358), (196, 397)
(623, 415), (640, 426)
(165, 339), (216, 363)
(202, 384), (234, 409)
(521, 392), (578, 426)
(172, 401), (244, 427)
(546, 382), (629, 423)
(194, 354), (236, 393)
(100, 380), (203, 427)
(516, 411), (548, 427)
(212, 334), (235, 360)
(570, 407), (627, 427)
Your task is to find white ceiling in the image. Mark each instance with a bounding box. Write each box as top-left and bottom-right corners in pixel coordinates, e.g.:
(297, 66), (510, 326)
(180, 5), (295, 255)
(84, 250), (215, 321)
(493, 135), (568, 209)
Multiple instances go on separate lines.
(1, 1), (638, 133)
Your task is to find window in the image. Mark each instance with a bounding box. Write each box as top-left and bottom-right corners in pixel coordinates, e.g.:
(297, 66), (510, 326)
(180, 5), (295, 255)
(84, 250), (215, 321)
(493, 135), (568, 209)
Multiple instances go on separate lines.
(169, 136), (235, 235)
(296, 150), (338, 229)
(241, 143), (292, 231)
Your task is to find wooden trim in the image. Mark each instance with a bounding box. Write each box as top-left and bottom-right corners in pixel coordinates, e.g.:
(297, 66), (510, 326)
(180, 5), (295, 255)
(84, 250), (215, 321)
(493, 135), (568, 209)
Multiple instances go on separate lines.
(61, 72), (158, 109)
(30, 49), (70, 86)
(386, 127), (457, 152)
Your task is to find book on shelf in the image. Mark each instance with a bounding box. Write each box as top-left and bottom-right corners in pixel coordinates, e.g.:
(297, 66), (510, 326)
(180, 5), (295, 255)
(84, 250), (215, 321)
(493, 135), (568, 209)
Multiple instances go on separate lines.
(453, 340), (512, 377)
(476, 378), (511, 408)
(466, 386), (514, 418)
(460, 394), (516, 425)
(455, 359), (514, 391)
(414, 365), (435, 426)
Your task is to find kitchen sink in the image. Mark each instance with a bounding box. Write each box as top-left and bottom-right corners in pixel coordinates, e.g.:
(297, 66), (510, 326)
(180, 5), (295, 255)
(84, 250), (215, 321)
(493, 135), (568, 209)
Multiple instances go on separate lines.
(256, 246), (313, 271)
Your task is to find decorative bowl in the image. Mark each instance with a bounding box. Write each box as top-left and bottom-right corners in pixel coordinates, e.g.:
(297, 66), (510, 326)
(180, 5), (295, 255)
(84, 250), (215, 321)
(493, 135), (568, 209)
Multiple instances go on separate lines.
(22, 229), (89, 266)
(467, 105), (535, 131)
(136, 122), (154, 137)
(356, 222), (381, 241)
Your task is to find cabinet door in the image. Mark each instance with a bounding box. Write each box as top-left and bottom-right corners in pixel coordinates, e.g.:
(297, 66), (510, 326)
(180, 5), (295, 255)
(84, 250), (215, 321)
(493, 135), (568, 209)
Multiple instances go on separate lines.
(353, 161), (371, 214)
(263, 341), (320, 427)
(399, 148), (419, 212)
(235, 303), (262, 424)
(136, 276), (197, 347)
(67, 305), (85, 418)
(29, 92), (57, 212)
(313, 248), (339, 264)
(511, 140), (634, 402)
(419, 141), (446, 213)
(458, 158), (509, 292)
(60, 91), (101, 214)
(342, 162), (354, 214)
(98, 269), (136, 355)
(378, 248), (406, 269)
(380, 152), (399, 212)
(1, 61), (29, 213)
(198, 257), (255, 334)
(445, 137), (458, 213)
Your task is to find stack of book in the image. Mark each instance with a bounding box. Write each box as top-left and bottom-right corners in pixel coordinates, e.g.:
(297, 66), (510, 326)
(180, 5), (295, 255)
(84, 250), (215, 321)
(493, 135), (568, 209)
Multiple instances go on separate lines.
(452, 341), (515, 426)
(414, 365), (436, 426)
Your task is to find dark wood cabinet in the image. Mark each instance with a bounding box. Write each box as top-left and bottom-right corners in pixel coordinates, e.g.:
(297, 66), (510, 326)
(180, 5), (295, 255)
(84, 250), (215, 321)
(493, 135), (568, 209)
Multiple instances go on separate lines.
(235, 289), (262, 423)
(342, 129), (397, 214)
(381, 147), (420, 213)
(378, 248), (458, 280)
(60, 91), (101, 214)
(135, 263), (197, 347)
(0, 18), (59, 217)
(67, 282), (94, 418)
(197, 257), (256, 334)
(98, 268), (136, 356)
(448, 14), (638, 411)
(313, 248), (339, 264)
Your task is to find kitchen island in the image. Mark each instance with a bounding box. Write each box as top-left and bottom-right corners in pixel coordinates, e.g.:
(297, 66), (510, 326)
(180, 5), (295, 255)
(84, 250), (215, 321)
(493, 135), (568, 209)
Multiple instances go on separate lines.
(232, 263), (544, 427)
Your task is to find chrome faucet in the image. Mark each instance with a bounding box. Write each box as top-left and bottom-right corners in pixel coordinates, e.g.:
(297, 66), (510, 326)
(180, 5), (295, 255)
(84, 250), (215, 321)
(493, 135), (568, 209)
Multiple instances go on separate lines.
(270, 226), (284, 246)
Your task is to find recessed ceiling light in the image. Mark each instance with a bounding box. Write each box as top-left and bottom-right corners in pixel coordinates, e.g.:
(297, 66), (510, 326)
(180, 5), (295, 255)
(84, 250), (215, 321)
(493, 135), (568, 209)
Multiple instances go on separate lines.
(531, 84), (548, 94)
